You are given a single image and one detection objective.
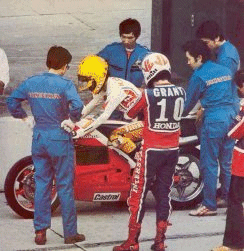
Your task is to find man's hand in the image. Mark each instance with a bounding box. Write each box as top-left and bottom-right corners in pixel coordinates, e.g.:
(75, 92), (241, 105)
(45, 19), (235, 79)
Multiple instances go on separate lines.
(22, 116), (35, 130)
(61, 119), (75, 133)
(196, 107), (204, 123)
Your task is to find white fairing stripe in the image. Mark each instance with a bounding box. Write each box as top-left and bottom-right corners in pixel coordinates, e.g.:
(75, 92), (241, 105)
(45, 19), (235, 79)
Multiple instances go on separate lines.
(86, 129), (108, 145)
(110, 147), (136, 168)
(147, 147), (179, 151)
(234, 146), (244, 153)
(228, 116), (244, 137)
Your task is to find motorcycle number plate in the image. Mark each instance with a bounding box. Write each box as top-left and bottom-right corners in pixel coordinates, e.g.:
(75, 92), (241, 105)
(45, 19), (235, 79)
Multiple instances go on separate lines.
(93, 193), (121, 201)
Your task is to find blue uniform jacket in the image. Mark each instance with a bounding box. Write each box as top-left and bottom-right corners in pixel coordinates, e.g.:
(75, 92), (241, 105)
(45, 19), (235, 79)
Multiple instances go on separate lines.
(217, 41), (241, 108)
(7, 72), (83, 137)
(217, 41), (240, 77)
(183, 60), (236, 124)
(98, 42), (150, 87)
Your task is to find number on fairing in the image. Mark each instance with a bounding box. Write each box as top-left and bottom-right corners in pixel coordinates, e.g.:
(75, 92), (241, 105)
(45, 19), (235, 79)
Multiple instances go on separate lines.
(156, 97), (184, 122)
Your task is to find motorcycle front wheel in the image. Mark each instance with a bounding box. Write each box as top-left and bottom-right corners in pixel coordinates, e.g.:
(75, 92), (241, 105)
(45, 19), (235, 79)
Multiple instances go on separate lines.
(170, 147), (203, 209)
(4, 156), (60, 219)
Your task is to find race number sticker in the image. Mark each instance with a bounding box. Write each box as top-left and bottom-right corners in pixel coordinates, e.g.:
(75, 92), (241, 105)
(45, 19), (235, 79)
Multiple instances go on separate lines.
(120, 89), (138, 111)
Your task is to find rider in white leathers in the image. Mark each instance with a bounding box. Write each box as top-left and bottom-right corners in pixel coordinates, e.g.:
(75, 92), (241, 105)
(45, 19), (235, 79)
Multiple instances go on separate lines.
(61, 55), (143, 145)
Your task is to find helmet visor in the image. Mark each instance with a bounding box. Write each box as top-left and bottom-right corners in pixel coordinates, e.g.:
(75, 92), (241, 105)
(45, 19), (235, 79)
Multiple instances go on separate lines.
(78, 75), (93, 92)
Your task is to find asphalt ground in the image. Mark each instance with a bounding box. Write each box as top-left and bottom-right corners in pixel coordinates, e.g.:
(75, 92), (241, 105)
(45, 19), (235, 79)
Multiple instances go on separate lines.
(0, 191), (226, 251)
(0, 1), (229, 250)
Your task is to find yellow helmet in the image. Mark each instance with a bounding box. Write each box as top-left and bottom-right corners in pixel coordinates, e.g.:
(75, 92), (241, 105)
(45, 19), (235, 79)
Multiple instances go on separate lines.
(77, 55), (108, 94)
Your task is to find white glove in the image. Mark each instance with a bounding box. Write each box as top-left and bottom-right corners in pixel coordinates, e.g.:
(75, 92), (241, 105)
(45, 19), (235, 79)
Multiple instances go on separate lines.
(22, 116), (35, 130)
(61, 119), (75, 133)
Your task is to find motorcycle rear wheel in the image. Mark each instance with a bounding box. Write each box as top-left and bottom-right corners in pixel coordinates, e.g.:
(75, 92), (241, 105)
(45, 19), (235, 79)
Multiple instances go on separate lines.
(170, 147), (203, 209)
(4, 156), (60, 219)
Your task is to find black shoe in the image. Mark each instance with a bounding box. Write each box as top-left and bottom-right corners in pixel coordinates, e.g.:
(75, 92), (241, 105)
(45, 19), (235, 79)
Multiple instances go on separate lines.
(64, 233), (85, 244)
(35, 229), (47, 245)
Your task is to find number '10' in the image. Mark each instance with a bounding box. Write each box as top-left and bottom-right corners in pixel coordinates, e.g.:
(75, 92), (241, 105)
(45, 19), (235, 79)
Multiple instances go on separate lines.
(156, 97), (184, 122)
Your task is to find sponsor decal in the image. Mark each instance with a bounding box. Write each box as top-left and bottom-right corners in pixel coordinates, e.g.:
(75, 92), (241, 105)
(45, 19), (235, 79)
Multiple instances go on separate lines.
(93, 193), (121, 201)
(131, 149), (143, 192)
(143, 59), (154, 72)
(120, 89), (138, 110)
(146, 68), (158, 81)
(153, 122), (180, 130)
(28, 92), (61, 99)
(206, 75), (231, 86)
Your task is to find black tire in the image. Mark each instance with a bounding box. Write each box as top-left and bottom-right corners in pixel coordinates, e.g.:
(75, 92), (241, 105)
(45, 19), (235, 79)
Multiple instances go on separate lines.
(171, 147), (203, 209)
(4, 156), (60, 219)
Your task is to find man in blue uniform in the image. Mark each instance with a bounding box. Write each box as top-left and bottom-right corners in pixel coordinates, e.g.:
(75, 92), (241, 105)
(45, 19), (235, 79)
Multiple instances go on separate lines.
(196, 20), (240, 112)
(7, 46), (85, 245)
(98, 18), (150, 120)
(182, 40), (236, 216)
(196, 20), (241, 207)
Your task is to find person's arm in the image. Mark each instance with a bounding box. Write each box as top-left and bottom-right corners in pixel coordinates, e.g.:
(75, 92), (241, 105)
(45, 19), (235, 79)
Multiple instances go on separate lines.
(217, 55), (239, 78)
(228, 107), (244, 139)
(6, 82), (28, 119)
(76, 91), (126, 137)
(127, 92), (146, 119)
(81, 91), (105, 118)
(182, 75), (204, 116)
(0, 49), (10, 90)
(65, 81), (84, 122)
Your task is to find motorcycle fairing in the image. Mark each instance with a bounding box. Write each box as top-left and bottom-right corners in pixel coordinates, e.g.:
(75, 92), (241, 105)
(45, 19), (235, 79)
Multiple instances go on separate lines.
(73, 127), (134, 201)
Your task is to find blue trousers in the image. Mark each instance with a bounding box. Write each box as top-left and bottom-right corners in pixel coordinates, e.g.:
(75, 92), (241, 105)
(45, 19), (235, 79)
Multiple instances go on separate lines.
(200, 120), (235, 211)
(32, 129), (77, 238)
(128, 147), (178, 226)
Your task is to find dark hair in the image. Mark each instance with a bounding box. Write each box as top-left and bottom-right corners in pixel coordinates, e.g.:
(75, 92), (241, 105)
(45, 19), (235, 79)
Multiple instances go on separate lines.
(196, 20), (224, 41)
(147, 71), (171, 88)
(182, 40), (211, 63)
(119, 18), (141, 38)
(234, 69), (244, 88)
(46, 46), (72, 70)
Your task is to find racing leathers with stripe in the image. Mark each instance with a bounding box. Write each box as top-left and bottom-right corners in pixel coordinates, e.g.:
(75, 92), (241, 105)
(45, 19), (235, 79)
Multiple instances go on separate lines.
(77, 77), (142, 136)
(227, 102), (244, 177)
(6, 72), (83, 238)
(183, 61), (237, 211)
(126, 83), (186, 225)
(222, 102), (244, 249)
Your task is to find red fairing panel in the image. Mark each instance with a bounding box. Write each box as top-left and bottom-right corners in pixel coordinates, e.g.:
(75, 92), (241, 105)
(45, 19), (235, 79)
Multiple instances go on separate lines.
(74, 147), (131, 201)
(231, 148), (244, 177)
(228, 106), (244, 140)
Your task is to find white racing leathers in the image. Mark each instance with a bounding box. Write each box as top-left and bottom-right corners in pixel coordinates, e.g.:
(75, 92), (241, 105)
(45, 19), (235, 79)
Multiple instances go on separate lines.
(77, 77), (142, 136)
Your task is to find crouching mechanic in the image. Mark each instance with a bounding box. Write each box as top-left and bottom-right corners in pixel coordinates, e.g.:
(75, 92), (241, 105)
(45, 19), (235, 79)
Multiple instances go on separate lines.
(7, 46), (85, 245)
(213, 70), (244, 251)
(113, 53), (186, 251)
(61, 54), (144, 151)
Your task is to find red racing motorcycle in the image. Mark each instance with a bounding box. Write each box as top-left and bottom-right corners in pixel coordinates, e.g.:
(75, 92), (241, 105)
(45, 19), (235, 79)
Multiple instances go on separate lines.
(4, 116), (202, 219)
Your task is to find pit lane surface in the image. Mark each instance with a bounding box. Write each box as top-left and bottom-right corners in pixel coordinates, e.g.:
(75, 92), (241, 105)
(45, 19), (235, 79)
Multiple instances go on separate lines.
(0, 191), (225, 251)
